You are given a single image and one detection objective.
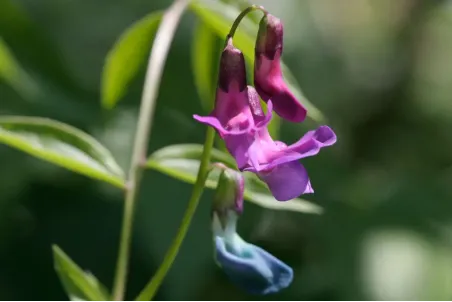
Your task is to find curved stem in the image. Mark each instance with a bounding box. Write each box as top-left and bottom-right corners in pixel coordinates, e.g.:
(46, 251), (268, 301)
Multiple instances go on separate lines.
(228, 4), (267, 38)
(135, 127), (216, 301)
(111, 0), (189, 300)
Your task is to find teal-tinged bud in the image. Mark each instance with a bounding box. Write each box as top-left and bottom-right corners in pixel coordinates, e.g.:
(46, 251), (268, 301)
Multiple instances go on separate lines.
(210, 166), (293, 295)
(213, 167), (244, 214)
(212, 168), (244, 231)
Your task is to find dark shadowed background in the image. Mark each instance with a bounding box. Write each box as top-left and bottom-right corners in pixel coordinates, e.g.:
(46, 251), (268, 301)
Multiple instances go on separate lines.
(2, 0), (452, 300)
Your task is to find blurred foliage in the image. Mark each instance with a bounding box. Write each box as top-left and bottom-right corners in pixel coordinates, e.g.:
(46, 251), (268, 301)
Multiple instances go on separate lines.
(53, 245), (110, 301)
(102, 11), (162, 109)
(2, 0), (452, 300)
(146, 144), (323, 214)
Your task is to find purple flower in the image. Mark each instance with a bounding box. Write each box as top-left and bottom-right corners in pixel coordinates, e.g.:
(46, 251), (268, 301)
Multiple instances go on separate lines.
(194, 38), (272, 169)
(196, 86), (336, 201)
(194, 37), (337, 202)
(244, 121), (336, 201)
(254, 14), (307, 123)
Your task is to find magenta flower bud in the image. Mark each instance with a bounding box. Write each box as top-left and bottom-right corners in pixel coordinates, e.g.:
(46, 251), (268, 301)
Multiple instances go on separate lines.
(255, 14), (283, 60)
(194, 38), (252, 140)
(254, 14), (307, 123)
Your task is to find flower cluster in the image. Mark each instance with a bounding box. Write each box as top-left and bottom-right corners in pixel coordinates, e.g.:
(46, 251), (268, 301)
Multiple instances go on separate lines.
(195, 10), (337, 295)
(195, 14), (337, 201)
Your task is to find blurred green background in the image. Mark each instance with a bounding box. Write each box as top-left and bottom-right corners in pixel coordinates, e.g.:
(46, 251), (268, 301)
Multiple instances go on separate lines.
(2, 0), (452, 300)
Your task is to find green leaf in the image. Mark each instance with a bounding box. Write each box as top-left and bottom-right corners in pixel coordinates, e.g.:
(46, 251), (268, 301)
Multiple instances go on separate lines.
(146, 144), (322, 214)
(0, 38), (39, 100)
(191, 21), (221, 111)
(148, 158), (223, 189)
(102, 11), (163, 109)
(53, 245), (110, 301)
(189, 0), (326, 123)
(0, 116), (125, 188)
(147, 143), (234, 190)
(151, 143), (236, 166)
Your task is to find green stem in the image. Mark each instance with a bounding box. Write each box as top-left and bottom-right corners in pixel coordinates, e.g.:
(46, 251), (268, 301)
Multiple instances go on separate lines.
(228, 4), (267, 38)
(136, 127), (216, 301)
(111, 0), (189, 300)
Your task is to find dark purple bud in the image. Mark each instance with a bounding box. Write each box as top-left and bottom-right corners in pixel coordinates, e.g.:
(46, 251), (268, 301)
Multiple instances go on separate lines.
(218, 37), (247, 93)
(255, 14), (284, 60)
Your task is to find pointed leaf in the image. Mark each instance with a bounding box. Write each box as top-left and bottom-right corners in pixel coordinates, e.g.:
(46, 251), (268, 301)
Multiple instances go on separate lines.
(146, 144), (322, 214)
(189, 0), (326, 123)
(102, 11), (163, 109)
(53, 245), (110, 301)
(0, 116), (125, 188)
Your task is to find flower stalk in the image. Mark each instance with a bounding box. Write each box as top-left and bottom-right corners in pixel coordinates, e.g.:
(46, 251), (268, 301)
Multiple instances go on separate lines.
(111, 0), (189, 300)
(136, 127), (215, 301)
(228, 5), (268, 38)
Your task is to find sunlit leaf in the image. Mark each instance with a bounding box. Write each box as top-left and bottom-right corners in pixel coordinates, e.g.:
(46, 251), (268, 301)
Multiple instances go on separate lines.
(102, 11), (163, 109)
(191, 21), (221, 111)
(0, 116), (125, 188)
(146, 144), (322, 214)
(53, 245), (110, 301)
(189, 0), (326, 123)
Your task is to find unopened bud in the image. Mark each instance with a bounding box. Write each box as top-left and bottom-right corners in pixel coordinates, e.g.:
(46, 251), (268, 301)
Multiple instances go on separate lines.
(213, 168), (244, 215)
(212, 167), (244, 234)
(218, 37), (247, 92)
(255, 14), (283, 60)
